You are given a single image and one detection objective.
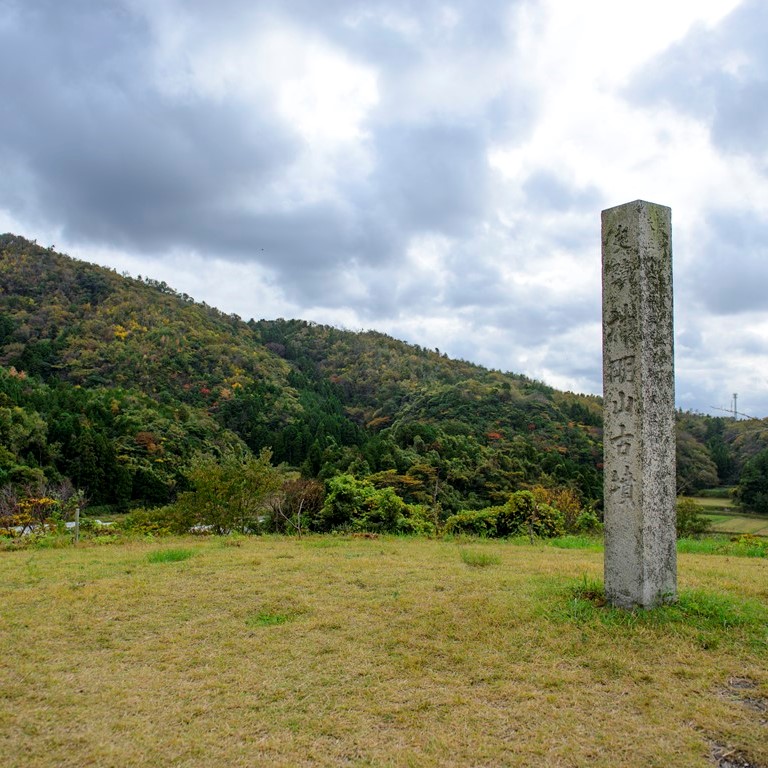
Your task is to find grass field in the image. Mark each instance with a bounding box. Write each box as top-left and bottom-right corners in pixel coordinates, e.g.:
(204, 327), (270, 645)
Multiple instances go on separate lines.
(1, 536), (767, 767)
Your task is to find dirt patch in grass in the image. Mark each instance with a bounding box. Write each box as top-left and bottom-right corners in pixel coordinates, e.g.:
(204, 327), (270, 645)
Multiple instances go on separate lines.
(718, 677), (768, 716)
(709, 740), (766, 768)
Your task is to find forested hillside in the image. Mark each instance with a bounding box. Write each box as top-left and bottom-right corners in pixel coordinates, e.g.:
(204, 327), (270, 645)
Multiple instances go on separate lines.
(1, 234), (766, 519)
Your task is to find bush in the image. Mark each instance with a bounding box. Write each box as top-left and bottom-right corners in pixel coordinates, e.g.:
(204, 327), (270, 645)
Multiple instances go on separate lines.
(676, 498), (711, 538)
(444, 492), (567, 540)
(573, 506), (602, 534)
(530, 485), (583, 532)
(737, 449), (768, 514)
(116, 506), (176, 536)
(0, 481), (86, 536)
(317, 475), (410, 533)
(175, 448), (282, 534)
(443, 507), (500, 537)
(316, 474), (370, 531)
(731, 534), (767, 558)
(498, 491), (565, 538)
(354, 486), (405, 533)
(265, 477), (324, 535)
(397, 504), (437, 536)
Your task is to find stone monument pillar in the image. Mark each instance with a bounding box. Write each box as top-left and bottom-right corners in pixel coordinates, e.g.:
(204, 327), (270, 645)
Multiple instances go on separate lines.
(602, 200), (676, 609)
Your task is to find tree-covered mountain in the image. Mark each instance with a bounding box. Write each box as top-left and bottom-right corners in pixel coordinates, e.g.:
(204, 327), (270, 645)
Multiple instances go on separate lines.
(0, 233), (765, 516)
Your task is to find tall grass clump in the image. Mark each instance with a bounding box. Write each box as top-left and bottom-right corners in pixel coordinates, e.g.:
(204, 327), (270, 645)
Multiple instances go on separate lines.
(147, 547), (195, 563)
(459, 549), (501, 568)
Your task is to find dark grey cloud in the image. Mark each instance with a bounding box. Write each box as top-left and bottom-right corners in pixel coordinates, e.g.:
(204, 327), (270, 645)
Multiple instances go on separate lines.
(373, 123), (491, 236)
(682, 210), (768, 315)
(259, 0), (517, 56)
(499, 304), (593, 345)
(452, 287), (596, 348)
(676, 328), (704, 354)
(626, 0), (768, 161)
(0, 1), (296, 247)
(442, 263), (510, 308)
(522, 170), (600, 213)
(0, 0), (534, 310)
(733, 333), (768, 357)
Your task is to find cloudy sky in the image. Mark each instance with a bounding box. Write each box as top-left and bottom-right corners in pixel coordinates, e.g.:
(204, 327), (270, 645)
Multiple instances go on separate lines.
(1, 0), (767, 417)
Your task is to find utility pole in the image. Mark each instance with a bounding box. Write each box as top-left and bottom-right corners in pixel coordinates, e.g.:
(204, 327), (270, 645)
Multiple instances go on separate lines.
(733, 393), (738, 421)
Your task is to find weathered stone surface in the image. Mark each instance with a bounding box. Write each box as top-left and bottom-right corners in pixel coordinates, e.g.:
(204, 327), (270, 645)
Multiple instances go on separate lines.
(602, 200), (676, 609)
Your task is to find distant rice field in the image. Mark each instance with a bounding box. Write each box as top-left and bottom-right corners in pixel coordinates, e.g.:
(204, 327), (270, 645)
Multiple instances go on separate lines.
(702, 514), (768, 536)
(685, 495), (768, 536)
(686, 495), (736, 510)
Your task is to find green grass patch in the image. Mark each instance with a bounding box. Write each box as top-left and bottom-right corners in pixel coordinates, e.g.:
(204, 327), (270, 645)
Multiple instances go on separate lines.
(560, 577), (768, 651)
(146, 547), (195, 563)
(700, 513), (731, 524)
(545, 535), (603, 550)
(677, 536), (730, 555)
(459, 549), (500, 567)
(246, 611), (292, 627)
(678, 535), (767, 558)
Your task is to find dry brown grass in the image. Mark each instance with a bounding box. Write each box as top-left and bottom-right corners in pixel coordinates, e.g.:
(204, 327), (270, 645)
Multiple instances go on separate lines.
(1, 536), (766, 767)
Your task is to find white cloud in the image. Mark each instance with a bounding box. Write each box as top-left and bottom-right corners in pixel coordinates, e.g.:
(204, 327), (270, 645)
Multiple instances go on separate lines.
(277, 44), (378, 146)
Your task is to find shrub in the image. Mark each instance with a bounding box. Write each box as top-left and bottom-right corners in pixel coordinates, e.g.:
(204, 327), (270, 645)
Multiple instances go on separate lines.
(498, 491), (565, 538)
(530, 485), (584, 532)
(443, 507), (500, 537)
(117, 506), (177, 536)
(397, 504), (437, 536)
(175, 448), (282, 534)
(444, 493), (567, 540)
(317, 475), (409, 533)
(265, 477), (324, 535)
(737, 449), (768, 514)
(731, 534), (767, 558)
(573, 506), (602, 534)
(676, 498), (711, 538)
(316, 474), (371, 531)
(0, 481), (86, 537)
(354, 486), (405, 533)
